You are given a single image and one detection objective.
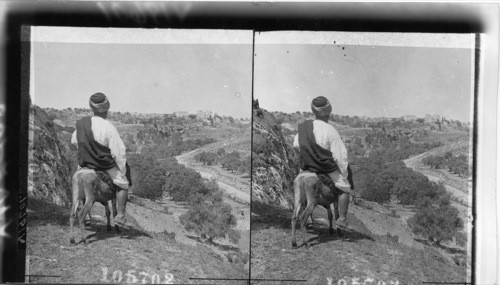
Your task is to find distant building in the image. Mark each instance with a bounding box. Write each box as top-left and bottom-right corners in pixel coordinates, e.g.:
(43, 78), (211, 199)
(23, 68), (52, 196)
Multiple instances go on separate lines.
(174, 111), (189, 118)
(196, 110), (213, 120)
(424, 114), (440, 123)
(402, 115), (417, 121)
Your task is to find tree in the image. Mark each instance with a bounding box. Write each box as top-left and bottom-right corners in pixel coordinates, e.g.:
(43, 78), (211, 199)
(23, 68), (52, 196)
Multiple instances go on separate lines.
(180, 201), (239, 242)
(444, 151), (453, 161)
(194, 151), (207, 164)
(216, 147), (226, 157)
(408, 199), (463, 245)
(164, 165), (207, 202)
(128, 152), (167, 200)
(221, 151), (241, 172)
(179, 177), (239, 243)
(362, 174), (393, 203)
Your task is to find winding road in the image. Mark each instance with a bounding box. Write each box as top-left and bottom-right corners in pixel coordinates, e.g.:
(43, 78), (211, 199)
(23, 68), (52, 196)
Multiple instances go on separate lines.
(404, 152), (471, 226)
(175, 145), (251, 252)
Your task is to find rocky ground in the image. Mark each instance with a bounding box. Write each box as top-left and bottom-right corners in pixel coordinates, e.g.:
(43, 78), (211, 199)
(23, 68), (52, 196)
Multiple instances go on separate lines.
(27, 115), (251, 283)
(250, 110), (470, 284)
(27, 196), (248, 284)
(251, 200), (468, 285)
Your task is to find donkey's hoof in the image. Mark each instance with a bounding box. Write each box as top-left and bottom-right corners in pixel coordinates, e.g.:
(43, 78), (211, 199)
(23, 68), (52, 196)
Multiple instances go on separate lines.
(304, 243), (310, 250)
(115, 225), (121, 234)
(337, 228), (343, 237)
(291, 241), (298, 248)
(70, 238), (76, 245)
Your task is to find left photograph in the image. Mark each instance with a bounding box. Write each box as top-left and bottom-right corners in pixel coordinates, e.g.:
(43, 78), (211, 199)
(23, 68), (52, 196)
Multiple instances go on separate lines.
(27, 27), (252, 284)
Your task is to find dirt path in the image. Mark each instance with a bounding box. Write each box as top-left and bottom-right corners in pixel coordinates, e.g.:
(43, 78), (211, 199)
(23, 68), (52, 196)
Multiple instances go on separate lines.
(404, 152), (472, 230)
(175, 143), (251, 253)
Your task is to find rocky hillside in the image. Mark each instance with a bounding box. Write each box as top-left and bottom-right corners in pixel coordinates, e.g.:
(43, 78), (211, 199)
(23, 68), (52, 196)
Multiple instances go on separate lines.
(29, 106), (73, 206)
(251, 109), (299, 209)
(251, 109), (469, 284)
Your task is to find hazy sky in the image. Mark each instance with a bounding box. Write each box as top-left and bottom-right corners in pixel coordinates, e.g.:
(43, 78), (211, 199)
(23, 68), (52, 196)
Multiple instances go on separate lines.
(31, 28), (474, 122)
(254, 32), (474, 122)
(31, 27), (253, 119)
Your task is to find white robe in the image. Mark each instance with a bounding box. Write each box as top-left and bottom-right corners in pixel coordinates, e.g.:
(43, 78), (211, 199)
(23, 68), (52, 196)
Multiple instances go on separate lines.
(293, 120), (351, 192)
(71, 116), (129, 189)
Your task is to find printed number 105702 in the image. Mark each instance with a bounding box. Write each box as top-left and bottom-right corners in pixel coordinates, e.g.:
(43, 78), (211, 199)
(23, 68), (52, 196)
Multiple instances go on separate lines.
(100, 267), (175, 284)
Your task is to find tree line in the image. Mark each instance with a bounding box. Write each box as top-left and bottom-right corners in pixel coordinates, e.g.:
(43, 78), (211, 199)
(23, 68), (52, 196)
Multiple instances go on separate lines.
(351, 151), (464, 245)
(193, 148), (251, 175)
(422, 152), (469, 177)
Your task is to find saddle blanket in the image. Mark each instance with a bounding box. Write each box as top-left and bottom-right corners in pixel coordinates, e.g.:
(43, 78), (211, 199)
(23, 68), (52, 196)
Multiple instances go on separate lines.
(75, 167), (116, 191)
(297, 170), (318, 178)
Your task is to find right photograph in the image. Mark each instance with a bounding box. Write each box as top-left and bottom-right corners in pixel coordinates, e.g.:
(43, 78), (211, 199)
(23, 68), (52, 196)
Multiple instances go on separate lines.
(251, 31), (475, 284)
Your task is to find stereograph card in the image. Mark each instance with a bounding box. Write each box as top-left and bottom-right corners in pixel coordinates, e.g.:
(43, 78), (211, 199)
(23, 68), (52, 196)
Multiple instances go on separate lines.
(0, 2), (498, 285)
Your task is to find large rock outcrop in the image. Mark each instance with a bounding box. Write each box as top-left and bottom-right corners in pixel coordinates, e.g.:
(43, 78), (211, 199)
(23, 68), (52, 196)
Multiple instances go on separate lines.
(29, 106), (73, 206)
(252, 109), (299, 209)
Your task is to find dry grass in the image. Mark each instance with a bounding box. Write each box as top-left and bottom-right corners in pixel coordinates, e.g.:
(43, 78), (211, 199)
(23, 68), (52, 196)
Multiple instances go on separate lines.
(27, 198), (248, 284)
(251, 202), (468, 285)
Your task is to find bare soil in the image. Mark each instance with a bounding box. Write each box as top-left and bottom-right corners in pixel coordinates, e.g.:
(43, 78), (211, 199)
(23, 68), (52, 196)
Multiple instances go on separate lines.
(251, 201), (468, 285)
(27, 197), (248, 284)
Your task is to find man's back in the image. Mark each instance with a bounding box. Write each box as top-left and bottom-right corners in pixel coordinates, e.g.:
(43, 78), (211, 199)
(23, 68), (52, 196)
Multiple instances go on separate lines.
(72, 116), (127, 175)
(293, 119), (349, 177)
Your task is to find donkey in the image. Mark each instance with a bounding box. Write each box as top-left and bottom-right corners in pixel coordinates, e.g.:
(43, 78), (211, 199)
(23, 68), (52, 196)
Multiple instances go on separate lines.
(291, 171), (343, 249)
(70, 168), (121, 245)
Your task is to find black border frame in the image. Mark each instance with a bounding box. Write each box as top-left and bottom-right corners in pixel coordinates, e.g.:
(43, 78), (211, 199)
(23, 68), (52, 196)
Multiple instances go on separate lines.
(2, 1), (488, 283)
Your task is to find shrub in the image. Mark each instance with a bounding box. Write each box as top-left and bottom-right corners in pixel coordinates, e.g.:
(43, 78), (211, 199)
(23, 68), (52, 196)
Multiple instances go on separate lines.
(128, 152), (166, 200)
(217, 147), (226, 157)
(179, 178), (239, 243)
(180, 202), (239, 242)
(385, 232), (399, 244)
(362, 175), (392, 203)
(407, 198), (463, 245)
(194, 151), (219, 165)
(164, 164), (206, 202)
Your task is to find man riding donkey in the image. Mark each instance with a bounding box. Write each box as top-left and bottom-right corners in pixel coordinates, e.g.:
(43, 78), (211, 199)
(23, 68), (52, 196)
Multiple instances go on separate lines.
(71, 92), (131, 226)
(293, 96), (358, 229)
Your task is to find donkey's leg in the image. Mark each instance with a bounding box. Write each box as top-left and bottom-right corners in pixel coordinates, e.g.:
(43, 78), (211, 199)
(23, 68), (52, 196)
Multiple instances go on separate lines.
(79, 197), (94, 246)
(291, 179), (302, 248)
(306, 205), (316, 229)
(104, 202), (111, 232)
(86, 212), (92, 226)
(333, 199), (343, 236)
(291, 203), (302, 248)
(69, 201), (79, 245)
(299, 200), (316, 249)
(111, 198), (121, 233)
(70, 175), (80, 245)
(326, 205), (334, 235)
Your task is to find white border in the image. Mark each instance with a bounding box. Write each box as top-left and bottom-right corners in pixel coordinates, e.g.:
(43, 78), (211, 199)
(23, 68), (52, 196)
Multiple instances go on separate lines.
(31, 26), (253, 45)
(256, 31), (473, 49)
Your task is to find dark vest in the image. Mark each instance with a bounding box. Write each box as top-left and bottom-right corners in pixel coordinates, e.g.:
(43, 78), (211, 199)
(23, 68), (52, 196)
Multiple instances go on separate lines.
(298, 120), (339, 174)
(76, 117), (117, 170)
